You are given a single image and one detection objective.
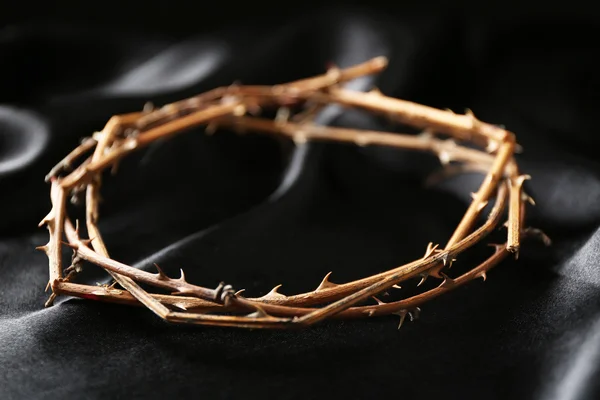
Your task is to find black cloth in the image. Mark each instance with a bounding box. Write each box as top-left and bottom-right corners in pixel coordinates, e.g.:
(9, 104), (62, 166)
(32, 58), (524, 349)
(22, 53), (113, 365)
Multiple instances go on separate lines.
(1, 6), (599, 399)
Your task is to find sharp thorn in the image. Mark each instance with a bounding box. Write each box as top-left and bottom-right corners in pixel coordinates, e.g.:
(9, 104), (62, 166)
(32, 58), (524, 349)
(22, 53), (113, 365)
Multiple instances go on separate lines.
(178, 268), (186, 283)
(392, 284), (402, 290)
(260, 284), (287, 300)
(394, 310), (408, 329)
(409, 307), (421, 321)
(477, 200), (488, 212)
(423, 242), (439, 258)
(173, 303), (187, 311)
(417, 274), (428, 287)
(45, 280), (51, 292)
(372, 296), (385, 305)
(235, 289), (246, 296)
(61, 241), (78, 250)
(35, 245), (49, 253)
(476, 271), (487, 281)
(440, 273), (457, 289)
(246, 303), (269, 319)
(154, 263), (168, 279)
(316, 271), (337, 291)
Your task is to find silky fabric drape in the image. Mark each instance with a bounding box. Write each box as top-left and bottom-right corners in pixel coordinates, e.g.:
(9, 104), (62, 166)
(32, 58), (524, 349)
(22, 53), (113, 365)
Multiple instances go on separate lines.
(1, 8), (599, 400)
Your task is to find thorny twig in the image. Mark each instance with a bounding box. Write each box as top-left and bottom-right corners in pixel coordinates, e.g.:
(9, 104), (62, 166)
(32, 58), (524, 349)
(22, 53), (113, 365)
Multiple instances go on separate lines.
(37, 56), (548, 329)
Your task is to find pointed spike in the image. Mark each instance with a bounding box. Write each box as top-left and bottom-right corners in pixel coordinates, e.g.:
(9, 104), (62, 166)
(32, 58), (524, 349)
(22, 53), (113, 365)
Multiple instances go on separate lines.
(316, 271), (337, 291)
(394, 310), (408, 329)
(173, 303), (188, 311)
(523, 192), (536, 206)
(61, 241), (78, 250)
(409, 307), (421, 321)
(477, 200), (488, 212)
(513, 174), (531, 188)
(476, 271), (487, 281)
(392, 284), (402, 290)
(440, 273), (457, 289)
(246, 303), (269, 319)
(45, 280), (51, 292)
(368, 309), (376, 317)
(372, 296), (385, 305)
(423, 242), (439, 258)
(515, 143), (524, 154)
(275, 107), (290, 124)
(260, 284), (287, 300)
(235, 289), (246, 296)
(154, 263), (168, 279)
(417, 274), (428, 287)
(178, 268), (187, 283)
(35, 245), (49, 253)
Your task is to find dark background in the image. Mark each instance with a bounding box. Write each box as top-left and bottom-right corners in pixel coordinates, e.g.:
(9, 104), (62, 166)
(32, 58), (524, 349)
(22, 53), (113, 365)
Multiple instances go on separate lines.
(1, 2), (600, 399)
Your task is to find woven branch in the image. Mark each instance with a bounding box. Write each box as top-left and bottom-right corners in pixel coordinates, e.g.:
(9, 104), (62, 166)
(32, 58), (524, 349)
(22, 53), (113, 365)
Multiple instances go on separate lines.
(37, 56), (549, 329)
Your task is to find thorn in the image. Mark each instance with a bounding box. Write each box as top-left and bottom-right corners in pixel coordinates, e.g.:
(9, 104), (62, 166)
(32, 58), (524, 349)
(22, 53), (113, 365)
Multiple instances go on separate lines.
(408, 307), (421, 321)
(392, 284), (402, 290)
(423, 242), (439, 258)
(293, 132), (308, 146)
(35, 245), (49, 253)
(246, 303), (269, 319)
(205, 122), (218, 135)
(440, 273), (457, 289)
(275, 107), (290, 124)
(522, 192), (536, 206)
(515, 143), (524, 153)
(486, 139), (500, 153)
(80, 238), (94, 247)
(44, 293), (57, 308)
(178, 268), (187, 283)
(368, 309), (376, 317)
(470, 192), (478, 200)
(154, 263), (168, 279)
(476, 271), (487, 281)
(523, 228), (552, 246)
(45, 281), (51, 292)
(394, 310), (408, 329)
(316, 271), (337, 291)
(143, 102), (154, 113)
(107, 281), (118, 289)
(513, 174), (531, 188)
(372, 296), (385, 305)
(260, 284), (287, 300)
(38, 211), (54, 227)
(418, 129), (434, 140)
(382, 291), (390, 297)
(477, 200), (489, 212)
(503, 221), (509, 228)
(173, 303), (188, 311)
(438, 151), (451, 165)
(234, 289), (246, 296)
(441, 252), (456, 267)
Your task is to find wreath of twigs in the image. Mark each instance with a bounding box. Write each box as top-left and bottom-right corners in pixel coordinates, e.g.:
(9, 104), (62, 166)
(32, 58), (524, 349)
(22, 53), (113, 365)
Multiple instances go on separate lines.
(38, 56), (550, 329)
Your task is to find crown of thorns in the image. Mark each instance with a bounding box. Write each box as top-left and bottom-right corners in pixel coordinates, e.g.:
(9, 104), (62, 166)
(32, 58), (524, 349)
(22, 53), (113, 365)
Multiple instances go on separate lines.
(38, 56), (549, 329)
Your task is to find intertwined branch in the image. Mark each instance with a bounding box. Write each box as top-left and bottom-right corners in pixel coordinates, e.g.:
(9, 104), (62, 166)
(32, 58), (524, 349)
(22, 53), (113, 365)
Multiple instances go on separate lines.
(37, 56), (549, 329)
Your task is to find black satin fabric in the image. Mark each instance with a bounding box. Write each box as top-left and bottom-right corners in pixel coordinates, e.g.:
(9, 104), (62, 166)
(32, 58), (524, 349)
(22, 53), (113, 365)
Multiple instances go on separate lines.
(1, 8), (599, 399)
